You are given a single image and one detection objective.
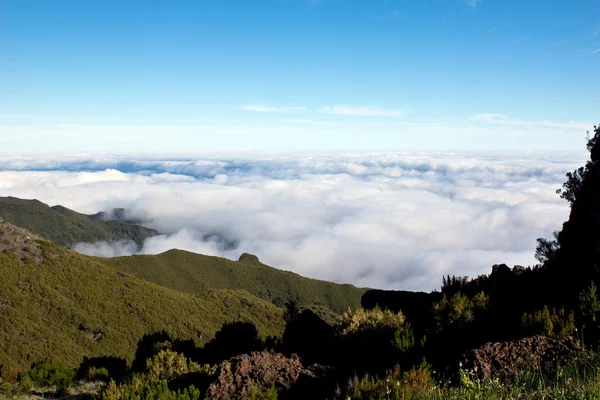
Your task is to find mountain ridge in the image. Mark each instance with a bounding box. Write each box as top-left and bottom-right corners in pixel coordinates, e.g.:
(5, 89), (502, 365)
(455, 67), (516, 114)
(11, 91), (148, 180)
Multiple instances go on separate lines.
(99, 248), (366, 313)
(0, 196), (158, 248)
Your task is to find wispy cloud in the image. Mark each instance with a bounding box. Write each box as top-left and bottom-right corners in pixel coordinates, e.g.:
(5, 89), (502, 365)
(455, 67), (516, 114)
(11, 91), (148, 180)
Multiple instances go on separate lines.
(469, 113), (592, 130)
(467, 0), (482, 7)
(592, 48), (600, 54)
(320, 105), (405, 117)
(285, 119), (329, 125)
(241, 104), (306, 112)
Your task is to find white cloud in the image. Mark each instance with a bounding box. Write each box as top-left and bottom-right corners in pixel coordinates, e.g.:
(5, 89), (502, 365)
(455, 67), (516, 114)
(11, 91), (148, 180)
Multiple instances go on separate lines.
(320, 105), (405, 117)
(73, 240), (138, 258)
(241, 105), (306, 112)
(469, 114), (593, 130)
(467, 0), (482, 7)
(0, 152), (586, 291)
(592, 48), (600, 54)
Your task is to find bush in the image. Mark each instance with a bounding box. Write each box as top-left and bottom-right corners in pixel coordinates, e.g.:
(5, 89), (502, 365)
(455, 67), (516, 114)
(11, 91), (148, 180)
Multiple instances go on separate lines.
(102, 375), (201, 400)
(335, 363), (434, 400)
(339, 307), (406, 334)
(522, 306), (576, 338)
(86, 366), (110, 381)
(78, 356), (128, 381)
(247, 382), (278, 400)
(146, 350), (211, 380)
(394, 323), (415, 352)
(22, 359), (75, 393)
(433, 292), (489, 333)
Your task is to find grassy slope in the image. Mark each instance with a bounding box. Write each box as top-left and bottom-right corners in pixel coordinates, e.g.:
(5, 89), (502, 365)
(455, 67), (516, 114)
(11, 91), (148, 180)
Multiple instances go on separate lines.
(0, 197), (157, 248)
(0, 238), (284, 371)
(0, 196), (366, 313)
(100, 249), (367, 313)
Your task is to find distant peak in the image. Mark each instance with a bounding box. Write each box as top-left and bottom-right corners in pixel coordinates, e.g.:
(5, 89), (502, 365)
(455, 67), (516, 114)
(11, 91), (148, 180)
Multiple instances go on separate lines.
(238, 253), (260, 263)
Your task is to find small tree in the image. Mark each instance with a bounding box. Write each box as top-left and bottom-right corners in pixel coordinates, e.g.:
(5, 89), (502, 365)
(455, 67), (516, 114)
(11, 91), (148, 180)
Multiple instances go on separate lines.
(579, 281), (600, 323)
(535, 231), (559, 264)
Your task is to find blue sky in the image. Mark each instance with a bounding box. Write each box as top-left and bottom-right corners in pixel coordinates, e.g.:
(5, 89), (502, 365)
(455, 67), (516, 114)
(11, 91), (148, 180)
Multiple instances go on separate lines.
(1, 0), (599, 152)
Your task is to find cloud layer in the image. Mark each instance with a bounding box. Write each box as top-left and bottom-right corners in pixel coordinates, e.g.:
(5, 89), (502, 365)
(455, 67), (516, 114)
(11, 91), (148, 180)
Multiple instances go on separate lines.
(0, 151), (586, 291)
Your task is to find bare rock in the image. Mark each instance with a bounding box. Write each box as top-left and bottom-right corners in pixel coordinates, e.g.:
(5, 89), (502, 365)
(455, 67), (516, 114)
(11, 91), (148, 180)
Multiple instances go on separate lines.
(462, 335), (586, 381)
(206, 351), (328, 400)
(238, 253), (260, 263)
(0, 222), (44, 262)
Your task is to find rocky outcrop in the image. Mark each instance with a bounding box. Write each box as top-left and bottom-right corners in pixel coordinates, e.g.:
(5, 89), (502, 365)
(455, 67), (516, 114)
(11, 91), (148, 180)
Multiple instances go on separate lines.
(0, 222), (44, 262)
(238, 253), (260, 263)
(462, 335), (586, 381)
(206, 351), (330, 400)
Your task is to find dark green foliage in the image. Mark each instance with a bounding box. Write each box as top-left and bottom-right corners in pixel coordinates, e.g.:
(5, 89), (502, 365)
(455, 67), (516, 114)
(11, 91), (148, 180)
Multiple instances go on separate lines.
(103, 376), (202, 400)
(282, 309), (334, 365)
(22, 359), (76, 393)
(335, 308), (413, 375)
(0, 197), (157, 248)
(247, 383), (279, 400)
(101, 249), (366, 313)
(433, 292), (489, 333)
(534, 231), (559, 264)
(394, 323), (415, 352)
(580, 281), (600, 324)
(521, 306), (576, 338)
(78, 356), (128, 380)
(336, 363), (434, 400)
(199, 322), (264, 364)
(441, 275), (470, 297)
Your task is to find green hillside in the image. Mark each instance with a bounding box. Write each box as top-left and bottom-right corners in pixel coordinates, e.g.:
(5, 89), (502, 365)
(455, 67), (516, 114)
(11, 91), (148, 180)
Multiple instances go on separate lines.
(0, 196), (157, 248)
(0, 196), (366, 314)
(100, 250), (367, 313)
(0, 223), (285, 371)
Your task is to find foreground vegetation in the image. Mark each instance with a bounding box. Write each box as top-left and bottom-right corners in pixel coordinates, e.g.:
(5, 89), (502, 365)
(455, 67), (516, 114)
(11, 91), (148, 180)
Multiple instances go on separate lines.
(1, 346), (598, 399)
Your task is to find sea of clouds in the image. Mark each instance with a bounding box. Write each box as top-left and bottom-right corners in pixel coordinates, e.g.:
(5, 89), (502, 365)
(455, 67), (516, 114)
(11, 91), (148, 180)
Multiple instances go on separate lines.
(0, 151), (587, 291)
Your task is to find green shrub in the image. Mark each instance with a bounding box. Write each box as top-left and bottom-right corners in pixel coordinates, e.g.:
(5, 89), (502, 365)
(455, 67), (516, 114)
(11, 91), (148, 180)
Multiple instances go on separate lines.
(247, 382), (278, 400)
(102, 375), (201, 400)
(522, 306), (576, 337)
(146, 350), (212, 380)
(85, 366), (110, 381)
(394, 323), (415, 352)
(433, 292), (489, 333)
(580, 281), (600, 323)
(337, 363), (434, 400)
(23, 359), (75, 393)
(339, 307), (406, 334)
